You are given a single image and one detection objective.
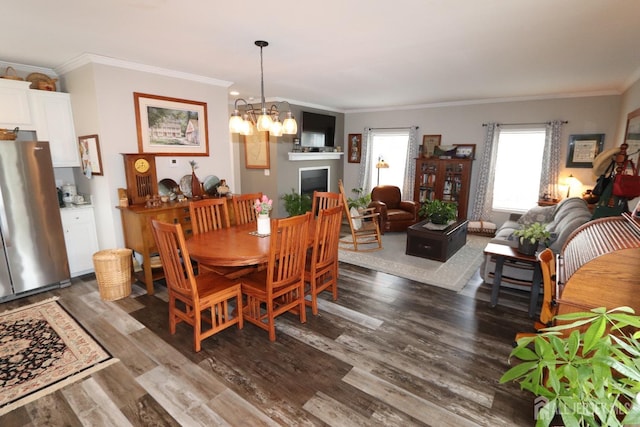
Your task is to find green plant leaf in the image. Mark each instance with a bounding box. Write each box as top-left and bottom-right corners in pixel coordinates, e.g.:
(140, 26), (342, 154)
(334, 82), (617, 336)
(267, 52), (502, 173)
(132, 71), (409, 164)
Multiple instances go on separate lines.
(499, 361), (538, 383)
(583, 316), (607, 354)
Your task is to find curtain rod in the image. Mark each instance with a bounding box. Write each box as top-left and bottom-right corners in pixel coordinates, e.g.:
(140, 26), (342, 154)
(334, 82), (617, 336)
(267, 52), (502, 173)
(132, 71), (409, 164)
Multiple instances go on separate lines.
(365, 126), (418, 131)
(482, 121), (568, 127)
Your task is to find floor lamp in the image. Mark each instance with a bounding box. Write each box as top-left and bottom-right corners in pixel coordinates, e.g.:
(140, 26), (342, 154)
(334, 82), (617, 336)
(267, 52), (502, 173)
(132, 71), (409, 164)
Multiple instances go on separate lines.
(376, 157), (389, 186)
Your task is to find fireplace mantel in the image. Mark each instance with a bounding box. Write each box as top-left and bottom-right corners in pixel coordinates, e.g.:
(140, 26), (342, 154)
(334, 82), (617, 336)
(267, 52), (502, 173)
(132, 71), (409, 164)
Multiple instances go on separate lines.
(288, 152), (344, 161)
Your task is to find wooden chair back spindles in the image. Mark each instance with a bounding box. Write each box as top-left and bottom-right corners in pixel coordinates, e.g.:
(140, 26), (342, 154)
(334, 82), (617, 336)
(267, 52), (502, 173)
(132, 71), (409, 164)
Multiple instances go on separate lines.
(151, 219), (243, 352)
(189, 198), (256, 279)
(305, 205), (343, 315)
(311, 191), (342, 217)
(232, 192), (263, 225)
(241, 212), (311, 341)
(190, 198), (231, 235)
(338, 179), (383, 252)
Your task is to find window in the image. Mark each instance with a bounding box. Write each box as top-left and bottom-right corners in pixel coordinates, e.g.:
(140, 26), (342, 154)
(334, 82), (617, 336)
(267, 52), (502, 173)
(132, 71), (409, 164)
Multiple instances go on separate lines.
(492, 128), (546, 212)
(368, 130), (409, 191)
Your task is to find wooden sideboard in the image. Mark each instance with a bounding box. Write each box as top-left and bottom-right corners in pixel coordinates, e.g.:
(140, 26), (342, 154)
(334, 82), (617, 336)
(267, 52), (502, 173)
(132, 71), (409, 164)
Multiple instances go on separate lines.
(118, 201), (192, 295)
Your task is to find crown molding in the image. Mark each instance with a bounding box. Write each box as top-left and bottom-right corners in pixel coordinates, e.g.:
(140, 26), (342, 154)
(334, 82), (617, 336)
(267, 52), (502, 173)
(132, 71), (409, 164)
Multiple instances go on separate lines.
(55, 53), (233, 87)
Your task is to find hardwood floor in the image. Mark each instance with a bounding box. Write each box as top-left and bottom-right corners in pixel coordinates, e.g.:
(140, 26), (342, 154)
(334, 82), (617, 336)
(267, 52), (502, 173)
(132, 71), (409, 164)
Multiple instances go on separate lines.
(1, 263), (537, 426)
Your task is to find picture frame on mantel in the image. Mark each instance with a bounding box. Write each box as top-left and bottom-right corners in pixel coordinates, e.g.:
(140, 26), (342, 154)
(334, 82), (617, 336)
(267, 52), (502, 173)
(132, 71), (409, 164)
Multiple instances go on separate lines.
(243, 131), (270, 169)
(348, 133), (362, 163)
(566, 133), (604, 168)
(133, 92), (209, 156)
(422, 135), (441, 158)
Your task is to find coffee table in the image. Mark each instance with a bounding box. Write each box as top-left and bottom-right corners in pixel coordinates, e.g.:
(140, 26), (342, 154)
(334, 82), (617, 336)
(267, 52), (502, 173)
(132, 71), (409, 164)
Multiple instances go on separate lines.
(405, 219), (468, 262)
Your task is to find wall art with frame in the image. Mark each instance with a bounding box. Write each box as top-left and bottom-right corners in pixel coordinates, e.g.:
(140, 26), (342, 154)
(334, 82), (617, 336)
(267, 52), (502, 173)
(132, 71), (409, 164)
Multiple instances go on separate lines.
(133, 92), (209, 156)
(78, 134), (103, 176)
(566, 133), (604, 168)
(243, 131), (270, 169)
(422, 135), (441, 158)
(348, 133), (362, 163)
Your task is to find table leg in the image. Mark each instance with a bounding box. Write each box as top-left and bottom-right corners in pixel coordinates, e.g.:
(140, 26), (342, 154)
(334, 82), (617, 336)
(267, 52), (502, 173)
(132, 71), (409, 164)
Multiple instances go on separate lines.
(491, 256), (505, 307)
(141, 251), (155, 295)
(529, 263), (542, 318)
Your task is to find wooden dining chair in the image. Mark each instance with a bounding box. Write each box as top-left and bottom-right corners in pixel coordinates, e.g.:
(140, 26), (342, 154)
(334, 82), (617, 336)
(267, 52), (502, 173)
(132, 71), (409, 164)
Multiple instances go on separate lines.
(337, 179), (382, 252)
(232, 192), (263, 225)
(311, 190), (342, 217)
(304, 205), (343, 315)
(514, 248), (558, 342)
(150, 219), (243, 352)
(189, 198), (255, 279)
(241, 212), (311, 341)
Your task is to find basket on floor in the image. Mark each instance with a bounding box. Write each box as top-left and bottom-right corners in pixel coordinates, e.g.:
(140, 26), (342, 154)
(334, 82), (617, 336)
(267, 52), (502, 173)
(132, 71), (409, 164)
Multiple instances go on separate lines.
(93, 248), (133, 301)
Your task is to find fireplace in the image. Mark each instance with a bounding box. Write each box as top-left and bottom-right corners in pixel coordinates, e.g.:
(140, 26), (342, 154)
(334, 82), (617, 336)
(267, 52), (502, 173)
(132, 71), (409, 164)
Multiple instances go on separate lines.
(299, 166), (330, 196)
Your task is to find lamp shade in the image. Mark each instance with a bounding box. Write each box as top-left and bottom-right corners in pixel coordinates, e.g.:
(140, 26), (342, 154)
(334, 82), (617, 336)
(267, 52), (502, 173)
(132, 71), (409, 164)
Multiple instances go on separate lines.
(376, 160), (389, 169)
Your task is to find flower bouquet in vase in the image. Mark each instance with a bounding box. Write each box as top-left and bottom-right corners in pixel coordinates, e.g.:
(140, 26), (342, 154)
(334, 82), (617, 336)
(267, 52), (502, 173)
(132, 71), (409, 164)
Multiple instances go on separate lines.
(254, 195), (273, 235)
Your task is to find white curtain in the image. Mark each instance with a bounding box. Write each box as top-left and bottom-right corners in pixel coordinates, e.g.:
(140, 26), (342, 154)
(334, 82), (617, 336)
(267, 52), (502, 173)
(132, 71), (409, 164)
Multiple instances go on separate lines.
(470, 123), (499, 221)
(539, 120), (564, 200)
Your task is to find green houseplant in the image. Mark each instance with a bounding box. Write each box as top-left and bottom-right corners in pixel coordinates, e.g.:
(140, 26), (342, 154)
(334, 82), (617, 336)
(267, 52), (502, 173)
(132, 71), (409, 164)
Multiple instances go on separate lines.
(500, 307), (640, 427)
(418, 199), (457, 224)
(280, 189), (311, 217)
(347, 187), (371, 210)
(513, 222), (551, 256)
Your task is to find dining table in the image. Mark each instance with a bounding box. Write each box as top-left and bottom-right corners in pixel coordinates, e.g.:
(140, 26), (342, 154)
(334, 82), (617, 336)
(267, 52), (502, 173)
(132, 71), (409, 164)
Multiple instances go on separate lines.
(186, 219), (315, 268)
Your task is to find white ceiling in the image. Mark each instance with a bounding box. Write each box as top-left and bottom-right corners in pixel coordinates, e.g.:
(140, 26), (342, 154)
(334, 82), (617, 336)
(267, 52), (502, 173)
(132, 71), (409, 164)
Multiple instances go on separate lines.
(4, 0), (640, 112)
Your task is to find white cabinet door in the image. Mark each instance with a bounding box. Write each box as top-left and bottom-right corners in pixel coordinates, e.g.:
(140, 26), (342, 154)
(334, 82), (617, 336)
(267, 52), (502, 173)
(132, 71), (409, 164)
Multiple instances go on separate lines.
(60, 207), (99, 277)
(30, 91), (80, 167)
(0, 79), (33, 129)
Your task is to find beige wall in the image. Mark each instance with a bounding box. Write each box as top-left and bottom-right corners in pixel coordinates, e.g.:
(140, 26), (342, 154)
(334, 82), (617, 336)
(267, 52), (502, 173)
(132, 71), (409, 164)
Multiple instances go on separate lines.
(343, 95), (623, 223)
(62, 62), (235, 250)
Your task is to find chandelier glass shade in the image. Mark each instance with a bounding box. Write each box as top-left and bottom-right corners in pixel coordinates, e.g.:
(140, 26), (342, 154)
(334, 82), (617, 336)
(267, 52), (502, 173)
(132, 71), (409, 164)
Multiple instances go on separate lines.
(229, 40), (297, 137)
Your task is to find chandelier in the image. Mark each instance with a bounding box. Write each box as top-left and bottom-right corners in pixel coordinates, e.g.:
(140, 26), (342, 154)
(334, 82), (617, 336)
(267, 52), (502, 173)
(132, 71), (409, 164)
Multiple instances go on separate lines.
(229, 40), (297, 137)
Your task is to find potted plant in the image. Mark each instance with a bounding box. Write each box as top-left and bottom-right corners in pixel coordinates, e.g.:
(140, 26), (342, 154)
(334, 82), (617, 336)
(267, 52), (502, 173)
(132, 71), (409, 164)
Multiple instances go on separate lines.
(418, 199), (457, 224)
(280, 189), (311, 217)
(500, 307), (640, 427)
(347, 187), (371, 211)
(513, 222), (551, 256)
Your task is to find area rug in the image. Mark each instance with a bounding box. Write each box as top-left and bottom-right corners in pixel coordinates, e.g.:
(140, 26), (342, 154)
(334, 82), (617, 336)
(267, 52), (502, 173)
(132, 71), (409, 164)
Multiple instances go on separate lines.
(0, 297), (118, 415)
(339, 232), (491, 292)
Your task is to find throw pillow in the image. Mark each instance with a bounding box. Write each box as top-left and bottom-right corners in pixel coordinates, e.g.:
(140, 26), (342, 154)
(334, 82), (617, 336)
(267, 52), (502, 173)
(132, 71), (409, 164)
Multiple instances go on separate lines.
(517, 205), (555, 227)
(349, 207), (362, 230)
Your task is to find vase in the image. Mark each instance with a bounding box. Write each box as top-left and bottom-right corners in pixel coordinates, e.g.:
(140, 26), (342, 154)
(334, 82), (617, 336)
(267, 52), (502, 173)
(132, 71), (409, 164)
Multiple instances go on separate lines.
(257, 215), (270, 235)
(517, 239), (539, 256)
(191, 172), (203, 199)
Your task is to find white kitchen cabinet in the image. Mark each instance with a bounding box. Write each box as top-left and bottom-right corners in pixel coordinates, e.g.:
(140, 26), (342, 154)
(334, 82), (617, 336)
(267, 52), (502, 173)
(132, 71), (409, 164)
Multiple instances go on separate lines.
(30, 90), (80, 167)
(60, 206), (99, 277)
(0, 79), (33, 129)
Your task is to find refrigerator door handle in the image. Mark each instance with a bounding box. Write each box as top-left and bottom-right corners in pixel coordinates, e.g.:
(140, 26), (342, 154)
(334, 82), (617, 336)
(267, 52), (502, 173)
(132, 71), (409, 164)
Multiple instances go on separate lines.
(0, 186), (10, 247)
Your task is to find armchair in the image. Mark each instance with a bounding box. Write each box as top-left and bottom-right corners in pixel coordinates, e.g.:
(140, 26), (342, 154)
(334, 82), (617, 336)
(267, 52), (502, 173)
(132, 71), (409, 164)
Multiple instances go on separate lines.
(369, 186), (419, 233)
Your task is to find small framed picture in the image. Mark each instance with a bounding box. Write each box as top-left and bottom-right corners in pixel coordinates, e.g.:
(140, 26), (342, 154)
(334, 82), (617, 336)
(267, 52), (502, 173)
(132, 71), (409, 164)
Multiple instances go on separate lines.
(422, 135), (441, 158)
(78, 134), (103, 176)
(566, 134), (604, 168)
(453, 144), (476, 159)
(348, 133), (362, 163)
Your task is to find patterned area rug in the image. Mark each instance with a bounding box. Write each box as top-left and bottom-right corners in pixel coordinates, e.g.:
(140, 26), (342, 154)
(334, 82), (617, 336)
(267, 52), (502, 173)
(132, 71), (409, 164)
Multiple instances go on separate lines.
(339, 232), (491, 292)
(0, 297), (117, 415)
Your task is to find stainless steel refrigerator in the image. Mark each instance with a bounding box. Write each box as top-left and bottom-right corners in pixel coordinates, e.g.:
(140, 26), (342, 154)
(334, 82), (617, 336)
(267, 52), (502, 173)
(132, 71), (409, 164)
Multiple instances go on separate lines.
(0, 140), (70, 301)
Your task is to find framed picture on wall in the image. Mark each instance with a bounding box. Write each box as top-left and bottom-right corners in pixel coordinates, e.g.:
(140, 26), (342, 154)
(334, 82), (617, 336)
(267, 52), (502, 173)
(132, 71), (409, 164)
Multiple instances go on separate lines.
(566, 134), (604, 167)
(78, 134), (103, 176)
(133, 92), (209, 156)
(242, 131), (270, 169)
(422, 135), (441, 158)
(348, 133), (362, 163)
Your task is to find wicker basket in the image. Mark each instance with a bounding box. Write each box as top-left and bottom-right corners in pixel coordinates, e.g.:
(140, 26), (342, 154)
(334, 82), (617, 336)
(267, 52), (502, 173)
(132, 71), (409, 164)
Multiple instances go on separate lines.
(93, 248), (133, 301)
(1, 66), (23, 81)
(0, 127), (19, 140)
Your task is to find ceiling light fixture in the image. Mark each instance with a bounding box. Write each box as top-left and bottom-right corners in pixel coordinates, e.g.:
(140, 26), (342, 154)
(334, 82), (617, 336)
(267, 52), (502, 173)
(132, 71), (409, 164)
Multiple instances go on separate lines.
(229, 40), (297, 137)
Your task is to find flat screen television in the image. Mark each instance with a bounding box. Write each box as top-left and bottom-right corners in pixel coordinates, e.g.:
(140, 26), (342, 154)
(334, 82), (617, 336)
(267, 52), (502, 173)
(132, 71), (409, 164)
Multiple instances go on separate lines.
(300, 111), (335, 148)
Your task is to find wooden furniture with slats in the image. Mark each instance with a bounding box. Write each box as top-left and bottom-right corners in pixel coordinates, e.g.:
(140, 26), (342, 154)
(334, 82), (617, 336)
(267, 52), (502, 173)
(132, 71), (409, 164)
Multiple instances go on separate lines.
(557, 214), (640, 316)
(118, 201), (192, 295)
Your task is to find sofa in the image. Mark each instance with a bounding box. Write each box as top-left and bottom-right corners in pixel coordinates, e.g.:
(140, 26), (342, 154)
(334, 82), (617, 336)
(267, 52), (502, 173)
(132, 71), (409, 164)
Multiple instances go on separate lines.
(480, 197), (592, 288)
(368, 185), (419, 233)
